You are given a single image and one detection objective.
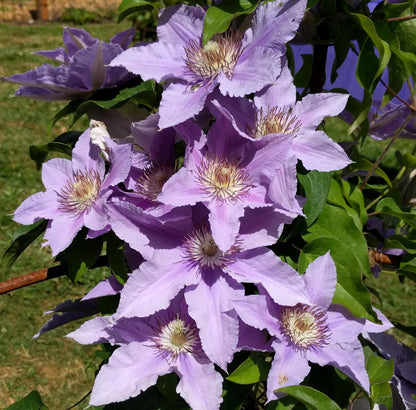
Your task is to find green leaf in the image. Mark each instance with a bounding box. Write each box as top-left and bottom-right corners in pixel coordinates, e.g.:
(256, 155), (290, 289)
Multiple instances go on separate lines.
(222, 379), (252, 410)
(226, 352), (271, 384)
(385, 52), (409, 105)
(390, 38), (416, 80)
(70, 81), (156, 127)
(388, 4), (416, 56)
(301, 202), (376, 320)
(106, 231), (128, 283)
(6, 390), (48, 410)
(364, 346), (394, 409)
(348, 89), (371, 138)
(156, 373), (179, 402)
(392, 321), (416, 338)
(384, 234), (416, 254)
(375, 197), (416, 229)
(118, 0), (156, 22)
(55, 229), (103, 283)
(352, 13), (391, 92)
(51, 99), (84, 127)
(349, 158), (393, 189)
(403, 153), (416, 168)
(29, 131), (81, 169)
(202, 0), (259, 44)
(1, 220), (48, 279)
(326, 179), (363, 230)
(365, 347), (394, 385)
(29, 142), (73, 170)
(275, 386), (341, 410)
(51, 81), (156, 127)
(294, 53), (313, 89)
(340, 178), (367, 226)
(299, 236), (375, 320)
(298, 171), (332, 226)
(356, 37), (380, 91)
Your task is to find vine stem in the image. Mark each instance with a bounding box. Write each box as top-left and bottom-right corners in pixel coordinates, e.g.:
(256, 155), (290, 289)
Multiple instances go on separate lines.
(380, 79), (414, 110)
(364, 165), (407, 211)
(349, 390), (363, 410)
(359, 112), (415, 191)
(387, 14), (416, 22)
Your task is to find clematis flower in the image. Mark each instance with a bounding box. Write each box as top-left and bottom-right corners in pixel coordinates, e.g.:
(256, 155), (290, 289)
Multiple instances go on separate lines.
(110, 1), (307, 128)
(210, 63), (351, 172)
(158, 116), (302, 252)
(2, 26), (135, 101)
(115, 204), (308, 369)
(115, 112), (182, 218)
(67, 291), (224, 410)
(369, 99), (416, 140)
(233, 252), (370, 402)
(13, 128), (132, 256)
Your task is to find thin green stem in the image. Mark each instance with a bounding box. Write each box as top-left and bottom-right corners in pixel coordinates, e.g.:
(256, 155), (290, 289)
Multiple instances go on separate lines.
(365, 165), (407, 211)
(360, 113), (415, 191)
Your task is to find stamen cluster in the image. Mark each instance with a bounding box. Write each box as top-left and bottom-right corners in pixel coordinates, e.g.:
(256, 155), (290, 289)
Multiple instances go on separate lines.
(196, 155), (252, 203)
(184, 32), (243, 87)
(152, 315), (200, 361)
(279, 303), (330, 350)
(135, 162), (177, 202)
(57, 169), (102, 217)
(250, 106), (302, 139)
(183, 227), (239, 269)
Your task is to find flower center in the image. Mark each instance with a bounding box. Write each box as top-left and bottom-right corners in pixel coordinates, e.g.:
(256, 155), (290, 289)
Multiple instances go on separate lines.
(183, 226), (239, 269)
(153, 316), (200, 360)
(196, 155), (252, 203)
(57, 169), (101, 217)
(250, 107), (302, 139)
(135, 162), (176, 202)
(279, 304), (330, 350)
(184, 32), (243, 88)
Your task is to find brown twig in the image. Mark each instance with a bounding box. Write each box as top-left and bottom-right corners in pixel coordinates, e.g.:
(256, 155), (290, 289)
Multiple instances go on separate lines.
(0, 265), (65, 295)
(349, 389), (363, 410)
(387, 14), (416, 22)
(380, 79), (415, 111)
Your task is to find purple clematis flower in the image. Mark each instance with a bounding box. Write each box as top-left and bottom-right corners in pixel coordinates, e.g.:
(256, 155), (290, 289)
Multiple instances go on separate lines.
(369, 99), (416, 140)
(110, 1), (307, 128)
(210, 63), (352, 172)
(13, 128), (132, 256)
(233, 252), (370, 402)
(2, 26), (135, 101)
(158, 116), (302, 252)
(117, 112), (183, 218)
(114, 204), (308, 369)
(67, 291), (224, 410)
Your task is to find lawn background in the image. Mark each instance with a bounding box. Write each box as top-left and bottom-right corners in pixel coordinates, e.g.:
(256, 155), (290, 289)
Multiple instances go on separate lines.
(0, 17), (415, 410)
(0, 20), (130, 409)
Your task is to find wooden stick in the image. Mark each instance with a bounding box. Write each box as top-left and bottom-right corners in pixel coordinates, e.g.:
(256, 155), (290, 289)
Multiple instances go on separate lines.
(0, 265), (64, 295)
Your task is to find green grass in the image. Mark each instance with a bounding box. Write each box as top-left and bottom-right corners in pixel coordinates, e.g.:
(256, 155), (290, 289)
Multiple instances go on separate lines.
(0, 20), (130, 409)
